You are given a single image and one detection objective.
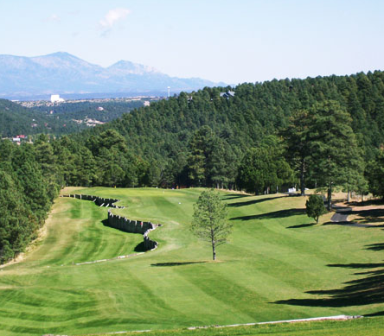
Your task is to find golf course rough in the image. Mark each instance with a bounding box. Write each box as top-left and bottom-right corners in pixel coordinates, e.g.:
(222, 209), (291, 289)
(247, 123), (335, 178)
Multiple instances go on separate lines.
(0, 187), (383, 336)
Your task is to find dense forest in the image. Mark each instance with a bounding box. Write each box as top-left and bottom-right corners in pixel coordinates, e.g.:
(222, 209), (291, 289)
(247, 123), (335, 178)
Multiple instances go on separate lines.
(1, 70), (384, 263)
(73, 70), (384, 190)
(0, 135), (60, 262)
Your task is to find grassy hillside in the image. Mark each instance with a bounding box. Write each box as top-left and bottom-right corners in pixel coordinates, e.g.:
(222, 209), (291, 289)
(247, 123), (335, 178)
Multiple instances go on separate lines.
(0, 188), (383, 335)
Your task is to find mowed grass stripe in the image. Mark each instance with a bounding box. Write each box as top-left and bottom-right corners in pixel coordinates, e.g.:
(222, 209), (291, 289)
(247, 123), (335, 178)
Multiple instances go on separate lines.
(137, 266), (228, 326)
(0, 188), (383, 335)
(0, 287), (98, 311)
(35, 198), (140, 266)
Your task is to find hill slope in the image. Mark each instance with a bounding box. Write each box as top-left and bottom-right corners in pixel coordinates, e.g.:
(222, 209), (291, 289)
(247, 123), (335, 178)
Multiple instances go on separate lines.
(79, 70), (384, 164)
(0, 52), (221, 99)
(0, 99), (82, 137)
(0, 188), (383, 335)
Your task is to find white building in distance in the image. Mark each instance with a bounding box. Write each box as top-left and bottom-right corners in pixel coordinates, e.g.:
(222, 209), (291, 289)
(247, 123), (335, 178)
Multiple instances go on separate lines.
(51, 94), (65, 103)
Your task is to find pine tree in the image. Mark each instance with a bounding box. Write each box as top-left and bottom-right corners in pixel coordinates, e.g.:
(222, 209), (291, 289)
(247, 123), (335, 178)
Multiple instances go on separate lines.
(191, 189), (232, 260)
(307, 100), (364, 210)
(306, 194), (327, 223)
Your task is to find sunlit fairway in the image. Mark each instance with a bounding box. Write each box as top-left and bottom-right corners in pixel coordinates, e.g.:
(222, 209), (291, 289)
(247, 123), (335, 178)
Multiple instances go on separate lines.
(0, 187), (384, 335)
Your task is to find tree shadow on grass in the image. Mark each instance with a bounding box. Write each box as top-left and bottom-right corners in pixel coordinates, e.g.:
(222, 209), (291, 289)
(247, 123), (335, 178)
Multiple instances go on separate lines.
(327, 262), (384, 269)
(287, 223), (316, 229)
(350, 208), (384, 224)
(365, 311), (384, 317)
(151, 261), (207, 267)
(228, 195), (287, 208)
(274, 262), (384, 307)
(222, 194), (251, 200)
(231, 208), (306, 221)
(366, 243), (384, 251)
(348, 199), (384, 207)
(332, 208), (384, 225)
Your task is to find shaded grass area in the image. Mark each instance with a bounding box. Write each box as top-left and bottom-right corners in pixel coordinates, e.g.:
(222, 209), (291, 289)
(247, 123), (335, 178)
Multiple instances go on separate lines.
(287, 223), (316, 229)
(231, 208), (306, 221)
(227, 195), (286, 207)
(366, 243), (384, 251)
(349, 208), (384, 225)
(275, 264), (384, 307)
(341, 199), (384, 225)
(151, 261), (208, 267)
(0, 188), (383, 335)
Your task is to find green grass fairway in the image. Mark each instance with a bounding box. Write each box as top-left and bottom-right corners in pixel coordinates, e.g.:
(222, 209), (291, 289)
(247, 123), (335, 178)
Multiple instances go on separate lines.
(0, 187), (383, 335)
(99, 316), (384, 336)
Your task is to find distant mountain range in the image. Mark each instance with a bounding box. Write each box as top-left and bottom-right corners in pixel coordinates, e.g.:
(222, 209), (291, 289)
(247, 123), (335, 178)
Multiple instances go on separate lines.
(0, 52), (225, 99)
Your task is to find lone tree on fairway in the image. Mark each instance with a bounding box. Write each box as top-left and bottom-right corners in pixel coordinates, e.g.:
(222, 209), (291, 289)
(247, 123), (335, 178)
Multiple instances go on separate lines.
(306, 194), (327, 223)
(191, 189), (232, 260)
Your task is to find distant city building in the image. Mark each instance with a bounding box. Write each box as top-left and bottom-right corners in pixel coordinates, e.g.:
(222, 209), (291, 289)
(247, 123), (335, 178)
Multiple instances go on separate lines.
(143, 101), (150, 107)
(97, 106), (104, 111)
(50, 94), (65, 103)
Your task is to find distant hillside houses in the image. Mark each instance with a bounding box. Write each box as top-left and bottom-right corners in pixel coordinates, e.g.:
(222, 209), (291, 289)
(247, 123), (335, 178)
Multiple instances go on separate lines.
(72, 118), (105, 127)
(1, 135), (30, 145)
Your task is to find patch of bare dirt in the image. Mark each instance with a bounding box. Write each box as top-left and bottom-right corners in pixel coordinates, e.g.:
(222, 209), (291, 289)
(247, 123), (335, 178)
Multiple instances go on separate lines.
(60, 186), (89, 195)
(351, 204), (384, 211)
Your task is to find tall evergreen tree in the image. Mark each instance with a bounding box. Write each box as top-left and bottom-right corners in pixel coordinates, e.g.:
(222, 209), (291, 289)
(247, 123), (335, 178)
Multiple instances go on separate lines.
(237, 137), (293, 194)
(366, 151), (384, 199)
(281, 109), (312, 195)
(307, 100), (364, 210)
(187, 126), (215, 186)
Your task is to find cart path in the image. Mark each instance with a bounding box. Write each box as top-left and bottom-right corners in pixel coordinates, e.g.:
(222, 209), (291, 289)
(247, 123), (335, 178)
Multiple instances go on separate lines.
(331, 206), (378, 228)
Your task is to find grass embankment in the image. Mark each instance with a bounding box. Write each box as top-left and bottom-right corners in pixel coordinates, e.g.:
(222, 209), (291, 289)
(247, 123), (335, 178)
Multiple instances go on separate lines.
(0, 187), (383, 335)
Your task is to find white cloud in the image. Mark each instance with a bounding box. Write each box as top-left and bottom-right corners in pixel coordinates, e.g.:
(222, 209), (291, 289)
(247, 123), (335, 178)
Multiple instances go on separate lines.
(46, 14), (61, 22)
(99, 8), (131, 29)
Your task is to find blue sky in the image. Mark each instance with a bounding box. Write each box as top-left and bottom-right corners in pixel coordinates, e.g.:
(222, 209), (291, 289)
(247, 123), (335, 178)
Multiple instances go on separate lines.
(1, 0), (383, 84)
